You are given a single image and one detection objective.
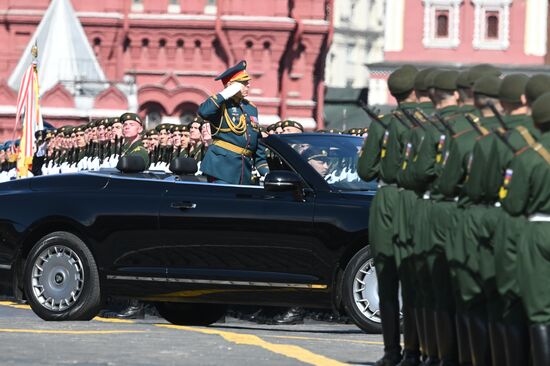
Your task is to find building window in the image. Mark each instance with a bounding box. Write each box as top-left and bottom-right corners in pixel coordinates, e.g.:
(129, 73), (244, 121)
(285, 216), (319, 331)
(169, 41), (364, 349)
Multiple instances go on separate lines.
(131, 0), (143, 12)
(472, 0), (511, 50)
(436, 10), (449, 38)
(422, 0), (462, 48)
(168, 0), (180, 14)
(205, 0), (217, 15)
(486, 11), (499, 39)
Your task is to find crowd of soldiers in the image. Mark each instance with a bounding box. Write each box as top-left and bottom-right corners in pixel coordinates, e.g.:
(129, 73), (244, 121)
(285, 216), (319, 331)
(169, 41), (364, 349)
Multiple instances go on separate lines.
(358, 64), (550, 366)
(0, 116), (365, 182)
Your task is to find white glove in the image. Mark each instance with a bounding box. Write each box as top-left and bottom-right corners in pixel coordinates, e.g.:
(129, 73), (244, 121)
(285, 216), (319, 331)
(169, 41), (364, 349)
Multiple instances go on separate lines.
(219, 83), (242, 100)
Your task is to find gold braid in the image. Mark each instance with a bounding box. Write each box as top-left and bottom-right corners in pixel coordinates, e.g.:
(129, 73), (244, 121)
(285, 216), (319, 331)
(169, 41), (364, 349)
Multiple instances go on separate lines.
(221, 104), (247, 135)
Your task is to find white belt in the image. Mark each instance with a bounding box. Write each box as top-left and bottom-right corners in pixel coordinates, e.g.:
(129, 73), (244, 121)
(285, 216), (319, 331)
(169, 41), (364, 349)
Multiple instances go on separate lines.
(528, 213), (550, 222)
(422, 191), (431, 200)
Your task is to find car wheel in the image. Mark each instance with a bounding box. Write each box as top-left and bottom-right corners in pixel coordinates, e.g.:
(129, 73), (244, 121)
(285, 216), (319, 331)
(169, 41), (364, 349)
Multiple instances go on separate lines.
(342, 245), (384, 333)
(23, 231), (101, 321)
(156, 302), (226, 326)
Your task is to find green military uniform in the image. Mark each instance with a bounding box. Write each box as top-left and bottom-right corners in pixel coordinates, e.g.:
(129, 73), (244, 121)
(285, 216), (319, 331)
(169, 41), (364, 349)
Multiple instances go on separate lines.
(119, 113), (150, 168)
(453, 74), (538, 365)
(358, 65), (419, 366)
(502, 92), (550, 365)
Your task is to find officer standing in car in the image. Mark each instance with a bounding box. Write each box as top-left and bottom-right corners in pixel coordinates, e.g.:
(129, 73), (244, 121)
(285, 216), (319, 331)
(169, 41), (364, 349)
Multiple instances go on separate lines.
(198, 60), (269, 184)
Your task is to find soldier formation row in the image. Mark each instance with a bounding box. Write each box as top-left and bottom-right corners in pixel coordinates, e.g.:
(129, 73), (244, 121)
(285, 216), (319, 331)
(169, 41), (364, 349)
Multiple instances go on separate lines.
(358, 64), (550, 366)
(0, 115), (365, 182)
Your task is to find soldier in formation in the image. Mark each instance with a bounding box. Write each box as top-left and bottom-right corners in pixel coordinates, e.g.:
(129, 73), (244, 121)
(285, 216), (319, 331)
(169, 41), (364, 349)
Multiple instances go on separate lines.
(358, 64), (550, 366)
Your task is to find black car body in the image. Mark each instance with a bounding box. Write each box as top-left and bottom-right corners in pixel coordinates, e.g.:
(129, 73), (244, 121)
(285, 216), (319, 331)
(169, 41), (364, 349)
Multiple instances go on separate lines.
(0, 134), (381, 331)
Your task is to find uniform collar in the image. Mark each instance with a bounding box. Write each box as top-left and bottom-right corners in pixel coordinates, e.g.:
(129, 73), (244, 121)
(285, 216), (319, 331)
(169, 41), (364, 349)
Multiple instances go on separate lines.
(438, 105), (459, 116)
(503, 114), (531, 128)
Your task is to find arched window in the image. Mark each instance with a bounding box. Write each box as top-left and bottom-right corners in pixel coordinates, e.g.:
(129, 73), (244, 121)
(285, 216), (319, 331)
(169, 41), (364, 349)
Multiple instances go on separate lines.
(486, 12), (499, 39)
(436, 11), (449, 38)
(175, 102), (198, 125)
(176, 39), (184, 48)
(159, 38), (167, 48)
(142, 38), (149, 47)
(139, 102), (166, 129)
(245, 40), (254, 49)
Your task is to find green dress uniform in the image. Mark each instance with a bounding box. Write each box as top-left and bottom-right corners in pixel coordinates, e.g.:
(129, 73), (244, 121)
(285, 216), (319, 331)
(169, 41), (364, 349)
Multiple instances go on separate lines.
(120, 139), (150, 168)
(358, 65), (419, 365)
(501, 92), (550, 364)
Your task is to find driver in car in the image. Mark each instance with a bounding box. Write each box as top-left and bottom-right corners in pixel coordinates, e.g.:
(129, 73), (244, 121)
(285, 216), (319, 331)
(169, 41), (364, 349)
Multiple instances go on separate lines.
(303, 147), (330, 177)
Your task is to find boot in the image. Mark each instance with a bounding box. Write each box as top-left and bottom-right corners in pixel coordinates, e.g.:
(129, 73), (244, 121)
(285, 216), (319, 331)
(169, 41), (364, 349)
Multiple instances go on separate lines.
(503, 323), (528, 366)
(375, 300), (402, 366)
(398, 306), (421, 366)
(529, 324), (550, 366)
(466, 314), (492, 366)
(422, 309), (440, 366)
(101, 299), (145, 319)
(455, 313), (473, 366)
(272, 307), (305, 325)
(488, 322), (506, 366)
(435, 310), (459, 366)
(415, 308), (428, 361)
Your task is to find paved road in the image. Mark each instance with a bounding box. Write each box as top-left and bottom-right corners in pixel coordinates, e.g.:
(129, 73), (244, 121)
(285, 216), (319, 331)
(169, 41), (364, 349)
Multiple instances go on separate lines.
(0, 301), (384, 366)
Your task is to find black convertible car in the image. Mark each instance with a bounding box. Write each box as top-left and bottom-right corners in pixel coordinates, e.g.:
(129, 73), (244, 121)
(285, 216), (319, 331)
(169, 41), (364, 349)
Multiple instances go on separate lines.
(0, 133), (382, 332)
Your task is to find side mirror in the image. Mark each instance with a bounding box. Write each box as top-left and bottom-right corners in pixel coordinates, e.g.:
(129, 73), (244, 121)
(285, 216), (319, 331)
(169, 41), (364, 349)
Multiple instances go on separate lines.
(116, 156), (146, 173)
(264, 171), (303, 192)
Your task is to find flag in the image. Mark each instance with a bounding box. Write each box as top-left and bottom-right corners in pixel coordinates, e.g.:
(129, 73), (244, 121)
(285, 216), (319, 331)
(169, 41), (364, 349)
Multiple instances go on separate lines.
(15, 60), (43, 178)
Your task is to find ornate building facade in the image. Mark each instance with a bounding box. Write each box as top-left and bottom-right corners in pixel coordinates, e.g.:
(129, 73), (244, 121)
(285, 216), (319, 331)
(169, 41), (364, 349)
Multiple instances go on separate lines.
(369, 0), (550, 106)
(0, 0), (333, 139)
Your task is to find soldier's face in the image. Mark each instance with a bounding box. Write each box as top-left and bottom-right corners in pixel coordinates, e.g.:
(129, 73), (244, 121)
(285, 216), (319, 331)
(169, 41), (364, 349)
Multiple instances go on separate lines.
(112, 123), (123, 138)
(143, 138), (150, 150)
(238, 80), (250, 97)
(181, 131), (190, 148)
(0, 150), (5, 163)
(98, 125), (106, 141)
(150, 134), (159, 147)
(309, 158), (329, 177)
(283, 126), (302, 134)
(172, 131), (182, 147)
(276, 126), (284, 134)
(76, 132), (86, 147)
(123, 120), (143, 140)
(189, 123), (201, 141)
(159, 129), (169, 145)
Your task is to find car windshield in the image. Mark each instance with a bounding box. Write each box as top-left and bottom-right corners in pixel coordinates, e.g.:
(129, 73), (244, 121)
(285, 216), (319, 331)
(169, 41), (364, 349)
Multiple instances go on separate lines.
(280, 134), (377, 191)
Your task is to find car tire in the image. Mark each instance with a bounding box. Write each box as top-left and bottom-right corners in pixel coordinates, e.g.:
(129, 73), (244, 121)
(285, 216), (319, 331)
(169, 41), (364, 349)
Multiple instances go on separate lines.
(156, 302), (226, 326)
(23, 231), (101, 321)
(342, 245), (383, 334)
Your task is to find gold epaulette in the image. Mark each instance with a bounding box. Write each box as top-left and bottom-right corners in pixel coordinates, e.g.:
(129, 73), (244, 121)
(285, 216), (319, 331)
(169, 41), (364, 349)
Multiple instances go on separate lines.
(515, 126), (536, 147)
(465, 113), (480, 124)
(533, 143), (550, 165)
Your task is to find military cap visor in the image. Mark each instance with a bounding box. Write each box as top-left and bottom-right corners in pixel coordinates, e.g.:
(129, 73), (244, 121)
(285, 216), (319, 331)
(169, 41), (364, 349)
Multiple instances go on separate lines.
(120, 112), (144, 126)
(215, 60), (251, 84)
(282, 120), (304, 132)
(303, 147), (329, 161)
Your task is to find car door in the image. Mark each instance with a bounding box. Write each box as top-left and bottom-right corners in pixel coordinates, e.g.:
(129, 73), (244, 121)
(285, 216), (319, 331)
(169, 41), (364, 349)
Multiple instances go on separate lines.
(157, 179), (321, 289)
(92, 175), (167, 279)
